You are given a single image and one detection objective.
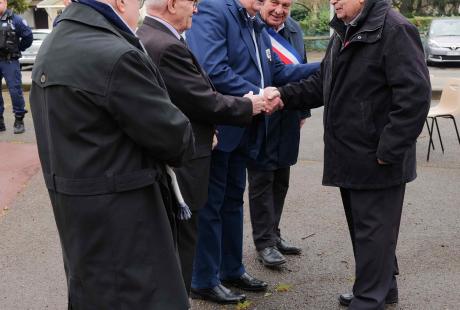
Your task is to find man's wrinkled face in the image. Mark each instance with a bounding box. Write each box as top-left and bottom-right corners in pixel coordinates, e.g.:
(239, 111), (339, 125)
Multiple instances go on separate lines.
(330, 0), (364, 24)
(175, 0), (198, 32)
(260, 0), (292, 30)
(240, 0), (265, 17)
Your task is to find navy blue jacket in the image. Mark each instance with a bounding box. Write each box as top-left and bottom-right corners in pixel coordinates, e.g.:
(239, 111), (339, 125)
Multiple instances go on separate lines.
(248, 17), (318, 170)
(186, 0), (319, 159)
(1, 9), (33, 54)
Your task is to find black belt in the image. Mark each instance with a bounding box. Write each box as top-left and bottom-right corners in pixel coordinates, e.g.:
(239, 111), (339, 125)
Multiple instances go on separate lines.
(43, 169), (160, 196)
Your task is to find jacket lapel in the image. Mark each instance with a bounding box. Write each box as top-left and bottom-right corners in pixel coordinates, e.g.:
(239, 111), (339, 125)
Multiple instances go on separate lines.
(227, 0), (259, 69)
(143, 16), (216, 90)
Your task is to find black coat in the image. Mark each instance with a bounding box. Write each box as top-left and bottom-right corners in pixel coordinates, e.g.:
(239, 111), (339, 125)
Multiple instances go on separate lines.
(30, 3), (194, 309)
(137, 17), (253, 210)
(279, 0), (431, 189)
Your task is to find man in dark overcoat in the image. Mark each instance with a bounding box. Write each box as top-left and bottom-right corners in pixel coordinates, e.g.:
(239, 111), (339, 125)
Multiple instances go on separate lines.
(137, 0), (264, 295)
(30, 0), (195, 308)
(264, 0), (431, 308)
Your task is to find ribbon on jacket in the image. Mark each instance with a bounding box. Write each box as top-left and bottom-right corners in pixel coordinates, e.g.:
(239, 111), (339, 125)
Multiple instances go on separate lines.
(266, 27), (303, 64)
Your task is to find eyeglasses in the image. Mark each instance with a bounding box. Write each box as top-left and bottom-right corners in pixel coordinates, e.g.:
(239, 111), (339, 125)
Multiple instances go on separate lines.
(187, 0), (198, 9)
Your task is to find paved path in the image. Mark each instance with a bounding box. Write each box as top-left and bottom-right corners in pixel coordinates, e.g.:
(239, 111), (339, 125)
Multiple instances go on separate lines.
(0, 142), (40, 213)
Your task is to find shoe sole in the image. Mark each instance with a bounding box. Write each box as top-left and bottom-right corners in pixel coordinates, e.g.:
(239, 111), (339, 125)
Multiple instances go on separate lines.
(278, 250), (302, 255)
(257, 256), (286, 267)
(190, 291), (245, 304)
(338, 297), (399, 307)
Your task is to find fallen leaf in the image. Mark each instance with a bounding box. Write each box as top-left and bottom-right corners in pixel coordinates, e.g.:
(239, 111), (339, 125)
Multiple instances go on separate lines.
(275, 283), (292, 292)
(264, 292), (272, 297)
(236, 300), (252, 310)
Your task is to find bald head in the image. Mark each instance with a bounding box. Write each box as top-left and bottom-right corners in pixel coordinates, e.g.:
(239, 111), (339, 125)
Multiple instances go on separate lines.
(145, 0), (197, 33)
(96, 0), (141, 31)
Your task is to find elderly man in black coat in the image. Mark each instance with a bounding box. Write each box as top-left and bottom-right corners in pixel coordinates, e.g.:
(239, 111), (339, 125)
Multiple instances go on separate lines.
(265, 0), (431, 308)
(137, 0), (265, 296)
(30, 0), (195, 308)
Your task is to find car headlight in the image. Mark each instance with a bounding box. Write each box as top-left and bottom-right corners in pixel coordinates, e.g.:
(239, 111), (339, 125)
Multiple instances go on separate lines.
(428, 39), (441, 48)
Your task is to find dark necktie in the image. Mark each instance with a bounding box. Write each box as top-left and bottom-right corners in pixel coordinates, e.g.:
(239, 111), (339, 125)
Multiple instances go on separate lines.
(179, 36), (187, 46)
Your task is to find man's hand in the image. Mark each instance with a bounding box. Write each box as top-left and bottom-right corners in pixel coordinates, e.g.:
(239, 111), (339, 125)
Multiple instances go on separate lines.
(212, 132), (218, 149)
(300, 119), (306, 129)
(263, 87), (283, 114)
(244, 91), (265, 115)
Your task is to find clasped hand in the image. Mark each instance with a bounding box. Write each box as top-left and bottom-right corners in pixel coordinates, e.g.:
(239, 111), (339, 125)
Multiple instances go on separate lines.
(244, 87), (284, 115)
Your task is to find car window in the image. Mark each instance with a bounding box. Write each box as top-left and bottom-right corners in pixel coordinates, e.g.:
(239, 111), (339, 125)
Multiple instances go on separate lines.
(430, 20), (460, 37)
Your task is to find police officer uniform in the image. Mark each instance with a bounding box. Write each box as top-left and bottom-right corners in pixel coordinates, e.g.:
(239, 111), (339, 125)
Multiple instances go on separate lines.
(0, 8), (32, 133)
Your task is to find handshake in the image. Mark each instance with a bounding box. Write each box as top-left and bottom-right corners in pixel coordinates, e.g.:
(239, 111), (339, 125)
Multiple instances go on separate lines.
(244, 87), (284, 115)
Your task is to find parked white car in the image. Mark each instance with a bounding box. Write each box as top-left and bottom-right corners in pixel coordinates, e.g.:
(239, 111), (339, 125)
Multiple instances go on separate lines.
(19, 29), (51, 68)
(424, 18), (460, 65)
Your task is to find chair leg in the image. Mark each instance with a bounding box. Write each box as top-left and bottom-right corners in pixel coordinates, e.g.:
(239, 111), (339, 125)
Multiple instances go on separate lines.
(427, 117), (435, 161)
(450, 116), (460, 145)
(426, 119), (435, 150)
(434, 117), (444, 153)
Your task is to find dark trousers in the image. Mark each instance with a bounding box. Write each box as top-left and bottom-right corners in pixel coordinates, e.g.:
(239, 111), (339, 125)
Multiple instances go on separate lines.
(248, 167), (290, 251)
(177, 210), (199, 295)
(192, 148), (246, 289)
(0, 60), (26, 116)
(340, 184), (405, 310)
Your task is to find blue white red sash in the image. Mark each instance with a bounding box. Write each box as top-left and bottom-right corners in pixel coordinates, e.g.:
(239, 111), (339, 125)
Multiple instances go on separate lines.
(267, 27), (303, 65)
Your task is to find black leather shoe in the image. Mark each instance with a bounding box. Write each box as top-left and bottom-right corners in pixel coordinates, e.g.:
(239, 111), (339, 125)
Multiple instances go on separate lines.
(222, 272), (268, 292)
(338, 290), (398, 307)
(13, 116), (25, 134)
(0, 116), (5, 132)
(257, 246), (286, 267)
(190, 284), (246, 304)
(276, 238), (302, 255)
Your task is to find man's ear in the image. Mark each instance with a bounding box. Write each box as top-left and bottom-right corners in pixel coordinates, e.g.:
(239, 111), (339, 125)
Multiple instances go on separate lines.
(115, 0), (127, 13)
(167, 0), (177, 13)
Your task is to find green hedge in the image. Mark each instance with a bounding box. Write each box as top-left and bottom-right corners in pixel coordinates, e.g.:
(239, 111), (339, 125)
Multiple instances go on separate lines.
(407, 16), (434, 34)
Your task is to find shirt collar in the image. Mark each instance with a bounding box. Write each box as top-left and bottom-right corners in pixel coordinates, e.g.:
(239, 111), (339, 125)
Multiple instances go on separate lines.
(72, 0), (135, 35)
(146, 15), (182, 40)
(275, 23), (285, 33)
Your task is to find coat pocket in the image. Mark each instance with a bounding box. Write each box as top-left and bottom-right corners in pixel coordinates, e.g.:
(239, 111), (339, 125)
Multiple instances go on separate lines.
(359, 101), (378, 141)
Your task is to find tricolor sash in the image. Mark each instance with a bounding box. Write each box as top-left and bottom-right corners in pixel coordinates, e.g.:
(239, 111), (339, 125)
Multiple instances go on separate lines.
(267, 27), (303, 65)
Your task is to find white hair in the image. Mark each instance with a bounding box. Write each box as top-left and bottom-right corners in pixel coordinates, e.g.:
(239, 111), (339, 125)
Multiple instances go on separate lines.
(145, 0), (168, 10)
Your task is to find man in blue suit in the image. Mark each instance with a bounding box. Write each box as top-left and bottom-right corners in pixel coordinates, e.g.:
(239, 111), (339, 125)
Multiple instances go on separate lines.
(187, 0), (319, 304)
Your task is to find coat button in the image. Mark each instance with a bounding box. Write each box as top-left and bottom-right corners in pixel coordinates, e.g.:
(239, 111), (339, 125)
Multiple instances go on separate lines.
(40, 74), (46, 84)
(357, 35), (362, 39)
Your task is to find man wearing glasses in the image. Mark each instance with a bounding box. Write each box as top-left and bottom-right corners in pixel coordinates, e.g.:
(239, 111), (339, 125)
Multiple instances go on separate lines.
(30, 0), (193, 308)
(137, 0), (266, 297)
